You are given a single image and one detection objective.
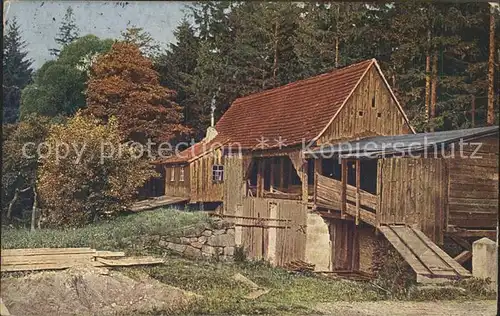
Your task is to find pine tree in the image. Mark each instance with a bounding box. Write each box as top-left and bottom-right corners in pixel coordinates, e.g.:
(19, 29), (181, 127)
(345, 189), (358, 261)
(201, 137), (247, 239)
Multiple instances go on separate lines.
(3, 17), (33, 123)
(49, 7), (79, 56)
(294, 2), (367, 78)
(121, 25), (161, 58)
(156, 19), (201, 134)
(187, 1), (236, 135)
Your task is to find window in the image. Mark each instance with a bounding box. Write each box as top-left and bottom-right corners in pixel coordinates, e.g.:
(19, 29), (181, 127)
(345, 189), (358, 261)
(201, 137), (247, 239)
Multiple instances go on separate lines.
(179, 168), (185, 182)
(358, 111), (364, 117)
(377, 112), (382, 118)
(170, 168), (175, 182)
(212, 164), (224, 183)
(371, 96), (376, 108)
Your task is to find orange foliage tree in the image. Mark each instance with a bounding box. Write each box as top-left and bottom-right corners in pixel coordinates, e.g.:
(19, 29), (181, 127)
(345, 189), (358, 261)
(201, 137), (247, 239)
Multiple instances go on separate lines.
(85, 42), (189, 148)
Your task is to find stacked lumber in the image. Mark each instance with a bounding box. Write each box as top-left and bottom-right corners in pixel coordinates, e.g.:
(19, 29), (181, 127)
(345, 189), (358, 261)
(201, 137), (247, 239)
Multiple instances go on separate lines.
(1, 248), (163, 272)
(284, 260), (315, 272)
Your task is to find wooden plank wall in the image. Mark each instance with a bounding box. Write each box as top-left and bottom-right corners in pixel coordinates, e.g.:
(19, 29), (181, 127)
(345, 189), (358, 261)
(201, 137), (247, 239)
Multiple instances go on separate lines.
(164, 165), (190, 197)
(377, 158), (447, 244)
(446, 135), (499, 229)
(223, 155), (251, 215)
(318, 66), (411, 145)
(239, 197), (307, 266)
(329, 219), (359, 271)
(189, 148), (224, 202)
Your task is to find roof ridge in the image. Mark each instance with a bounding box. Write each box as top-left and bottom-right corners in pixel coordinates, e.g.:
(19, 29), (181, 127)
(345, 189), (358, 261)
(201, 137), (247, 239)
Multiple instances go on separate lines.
(232, 58), (375, 103)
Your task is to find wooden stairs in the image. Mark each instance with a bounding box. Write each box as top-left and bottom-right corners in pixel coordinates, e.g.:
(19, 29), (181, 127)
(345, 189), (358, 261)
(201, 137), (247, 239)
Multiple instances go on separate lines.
(379, 225), (472, 283)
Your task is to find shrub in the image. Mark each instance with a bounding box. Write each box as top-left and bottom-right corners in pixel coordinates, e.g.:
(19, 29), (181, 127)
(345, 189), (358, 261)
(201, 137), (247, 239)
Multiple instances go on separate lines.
(37, 113), (157, 227)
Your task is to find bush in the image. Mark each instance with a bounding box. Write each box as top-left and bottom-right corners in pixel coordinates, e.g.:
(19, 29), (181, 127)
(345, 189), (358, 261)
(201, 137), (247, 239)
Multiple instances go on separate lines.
(37, 113), (157, 227)
(1, 208), (209, 250)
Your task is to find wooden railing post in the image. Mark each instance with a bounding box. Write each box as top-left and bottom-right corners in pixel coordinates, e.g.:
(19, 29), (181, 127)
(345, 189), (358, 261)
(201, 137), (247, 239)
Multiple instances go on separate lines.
(341, 158), (347, 219)
(302, 159), (308, 203)
(355, 159), (361, 225)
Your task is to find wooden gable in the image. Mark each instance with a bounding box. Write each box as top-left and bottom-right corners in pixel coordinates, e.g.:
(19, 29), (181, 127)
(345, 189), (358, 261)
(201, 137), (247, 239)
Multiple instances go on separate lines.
(317, 63), (413, 145)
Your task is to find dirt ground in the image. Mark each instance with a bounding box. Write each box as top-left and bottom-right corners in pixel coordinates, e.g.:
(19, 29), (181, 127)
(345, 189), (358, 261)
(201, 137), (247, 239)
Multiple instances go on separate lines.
(1, 265), (198, 316)
(313, 300), (497, 316)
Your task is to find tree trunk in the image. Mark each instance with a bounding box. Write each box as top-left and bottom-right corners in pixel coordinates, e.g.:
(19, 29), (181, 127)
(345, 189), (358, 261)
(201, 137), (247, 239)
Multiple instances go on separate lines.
(430, 52), (438, 132)
(488, 7), (496, 125)
(425, 30), (432, 130)
(7, 186), (31, 219)
(31, 187), (38, 232)
(7, 188), (20, 219)
(335, 36), (339, 68)
(272, 19), (279, 87)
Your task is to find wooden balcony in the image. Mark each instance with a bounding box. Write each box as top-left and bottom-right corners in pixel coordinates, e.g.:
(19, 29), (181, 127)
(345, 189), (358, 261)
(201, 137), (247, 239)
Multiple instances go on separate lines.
(314, 173), (377, 226)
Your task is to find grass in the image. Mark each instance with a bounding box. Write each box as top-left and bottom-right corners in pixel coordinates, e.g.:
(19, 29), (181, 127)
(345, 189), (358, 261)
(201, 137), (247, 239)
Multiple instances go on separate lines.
(120, 257), (382, 315)
(2, 208), (495, 315)
(1, 208), (210, 250)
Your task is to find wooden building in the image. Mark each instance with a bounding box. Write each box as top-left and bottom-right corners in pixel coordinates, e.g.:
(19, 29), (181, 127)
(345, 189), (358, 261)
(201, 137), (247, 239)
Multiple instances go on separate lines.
(156, 59), (498, 282)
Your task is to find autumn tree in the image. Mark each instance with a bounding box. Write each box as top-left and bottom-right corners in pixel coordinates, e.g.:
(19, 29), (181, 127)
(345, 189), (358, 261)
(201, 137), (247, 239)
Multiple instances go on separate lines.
(85, 42), (189, 147)
(37, 113), (156, 227)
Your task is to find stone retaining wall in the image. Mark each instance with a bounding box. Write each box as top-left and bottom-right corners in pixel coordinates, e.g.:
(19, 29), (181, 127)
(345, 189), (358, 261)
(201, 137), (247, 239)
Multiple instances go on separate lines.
(155, 219), (237, 261)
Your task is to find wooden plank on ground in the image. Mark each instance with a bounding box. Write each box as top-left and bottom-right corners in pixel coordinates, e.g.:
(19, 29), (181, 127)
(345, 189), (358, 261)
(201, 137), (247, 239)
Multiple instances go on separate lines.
(95, 256), (164, 267)
(2, 253), (93, 265)
(1, 262), (75, 272)
(95, 251), (126, 258)
(1, 248), (95, 257)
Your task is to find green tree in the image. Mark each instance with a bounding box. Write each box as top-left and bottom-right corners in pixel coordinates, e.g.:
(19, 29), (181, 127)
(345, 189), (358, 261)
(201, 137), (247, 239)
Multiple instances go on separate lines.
(121, 25), (161, 58)
(3, 17), (33, 123)
(49, 6), (80, 56)
(37, 113), (157, 227)
(20, 35), (113, 119)
(294, 2), (367, 78)
(156, 19), (201, 133)
(2, 115), (53, 227)
(387, 2), (497, 130)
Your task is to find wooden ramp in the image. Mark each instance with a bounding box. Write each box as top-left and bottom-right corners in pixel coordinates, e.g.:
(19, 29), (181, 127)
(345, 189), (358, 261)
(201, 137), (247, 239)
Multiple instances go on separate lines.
(378, 225), (471, 283)
(129, 195), (189, 212)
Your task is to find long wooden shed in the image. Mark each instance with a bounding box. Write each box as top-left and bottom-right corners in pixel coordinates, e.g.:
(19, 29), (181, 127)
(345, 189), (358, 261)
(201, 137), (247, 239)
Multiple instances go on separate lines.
(155, 58), (498, 282)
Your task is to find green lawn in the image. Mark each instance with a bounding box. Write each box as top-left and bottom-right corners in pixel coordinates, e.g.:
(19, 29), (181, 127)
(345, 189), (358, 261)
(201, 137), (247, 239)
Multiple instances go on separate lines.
(1, 208), (210, 250)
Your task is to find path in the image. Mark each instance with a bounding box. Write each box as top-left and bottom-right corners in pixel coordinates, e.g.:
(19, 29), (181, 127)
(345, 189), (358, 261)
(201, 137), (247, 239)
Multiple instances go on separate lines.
(313, 300), (496, 316)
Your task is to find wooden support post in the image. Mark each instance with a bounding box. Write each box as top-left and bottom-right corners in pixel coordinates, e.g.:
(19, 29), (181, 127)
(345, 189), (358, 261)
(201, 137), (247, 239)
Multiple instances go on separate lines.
(270, 157), (275, 192)
(279, 156), (285, 189)
(257, 159), (264, 197)
(355, 159), (360, 226)
(341, 158), (347, 219)
(302, 159), (309, 203)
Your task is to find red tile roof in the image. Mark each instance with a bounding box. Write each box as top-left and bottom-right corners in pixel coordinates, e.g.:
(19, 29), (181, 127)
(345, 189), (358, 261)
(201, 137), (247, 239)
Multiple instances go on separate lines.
(215, 59), (374, 149)
(154, 136), (230, 165)
(161, 59), (390, 164)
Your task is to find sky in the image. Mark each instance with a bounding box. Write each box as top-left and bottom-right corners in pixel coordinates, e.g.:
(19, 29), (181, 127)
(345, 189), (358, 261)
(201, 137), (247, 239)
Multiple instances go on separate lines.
(5, 1), (190, 68)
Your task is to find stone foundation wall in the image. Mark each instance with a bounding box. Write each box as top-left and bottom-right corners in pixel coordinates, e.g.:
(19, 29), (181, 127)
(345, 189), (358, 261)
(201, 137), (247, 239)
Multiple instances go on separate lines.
(358, 225), (390, 275)
(156, 219), (236, 260)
